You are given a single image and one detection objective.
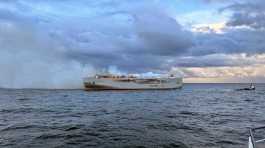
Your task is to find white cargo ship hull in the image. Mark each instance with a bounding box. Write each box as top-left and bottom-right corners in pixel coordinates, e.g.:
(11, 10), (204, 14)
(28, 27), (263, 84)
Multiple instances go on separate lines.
(83, 77), (183, 90)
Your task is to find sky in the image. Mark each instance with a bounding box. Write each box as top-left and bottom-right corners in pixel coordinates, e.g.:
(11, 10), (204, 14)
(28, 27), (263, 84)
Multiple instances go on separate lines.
(1, 0), (265, 88)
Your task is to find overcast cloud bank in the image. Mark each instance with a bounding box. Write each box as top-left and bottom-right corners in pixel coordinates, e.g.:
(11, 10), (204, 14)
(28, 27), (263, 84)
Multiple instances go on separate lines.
(1, 0), (265, 88)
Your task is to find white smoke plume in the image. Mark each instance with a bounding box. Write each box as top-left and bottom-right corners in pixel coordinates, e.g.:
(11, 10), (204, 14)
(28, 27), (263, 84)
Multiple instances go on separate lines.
(0, 18), (96, 89)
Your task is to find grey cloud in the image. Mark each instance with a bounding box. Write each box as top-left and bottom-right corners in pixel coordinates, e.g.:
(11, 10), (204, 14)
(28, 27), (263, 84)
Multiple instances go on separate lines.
(190, 32), (240, 56)
(223, 0), (265, 30)
(190, 28), (265, 57)
(0, 0), (195, 88)
(2, 0), (265, 88)
(53, 2), (194, 72)
(130, 9), (194, 56)
(171, 53), (265, 67)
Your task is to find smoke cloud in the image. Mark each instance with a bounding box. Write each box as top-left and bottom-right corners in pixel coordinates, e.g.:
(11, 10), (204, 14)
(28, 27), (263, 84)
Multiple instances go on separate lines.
(0, 20), (96, 89)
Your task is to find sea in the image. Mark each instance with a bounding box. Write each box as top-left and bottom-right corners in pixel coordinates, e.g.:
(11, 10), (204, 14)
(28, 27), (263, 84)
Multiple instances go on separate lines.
(1, 83), (265, 148)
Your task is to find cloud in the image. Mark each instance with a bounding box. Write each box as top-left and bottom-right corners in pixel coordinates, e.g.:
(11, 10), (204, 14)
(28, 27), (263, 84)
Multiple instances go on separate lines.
(223, 0), (265, 30)
(170, 53), (265, 67)
(43, 1), (194, 72)
(1, 0), (265, 87)
(131, 7), (194, 56)
(0, 0), (195, 88)
(171, 64), (265, 82)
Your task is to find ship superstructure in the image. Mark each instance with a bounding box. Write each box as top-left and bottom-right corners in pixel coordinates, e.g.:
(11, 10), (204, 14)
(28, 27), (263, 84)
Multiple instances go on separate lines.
(83, 74), (182, 90)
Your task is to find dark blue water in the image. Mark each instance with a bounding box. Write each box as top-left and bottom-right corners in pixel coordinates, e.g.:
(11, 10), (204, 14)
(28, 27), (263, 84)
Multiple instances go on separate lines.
(1, 84), (265, 148)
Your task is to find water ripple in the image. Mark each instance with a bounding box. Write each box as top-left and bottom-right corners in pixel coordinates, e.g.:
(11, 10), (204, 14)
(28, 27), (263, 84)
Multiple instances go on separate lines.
(1, 84), (265, 147)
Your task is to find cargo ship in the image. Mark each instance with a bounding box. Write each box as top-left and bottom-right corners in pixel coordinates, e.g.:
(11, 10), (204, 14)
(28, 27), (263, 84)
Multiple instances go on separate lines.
(83, 74), (183, 90)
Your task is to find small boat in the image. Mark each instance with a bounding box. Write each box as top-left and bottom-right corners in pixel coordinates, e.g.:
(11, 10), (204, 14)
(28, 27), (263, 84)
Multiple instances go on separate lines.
(236, 83), (255, 91)
(248, 126), (265, 148)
